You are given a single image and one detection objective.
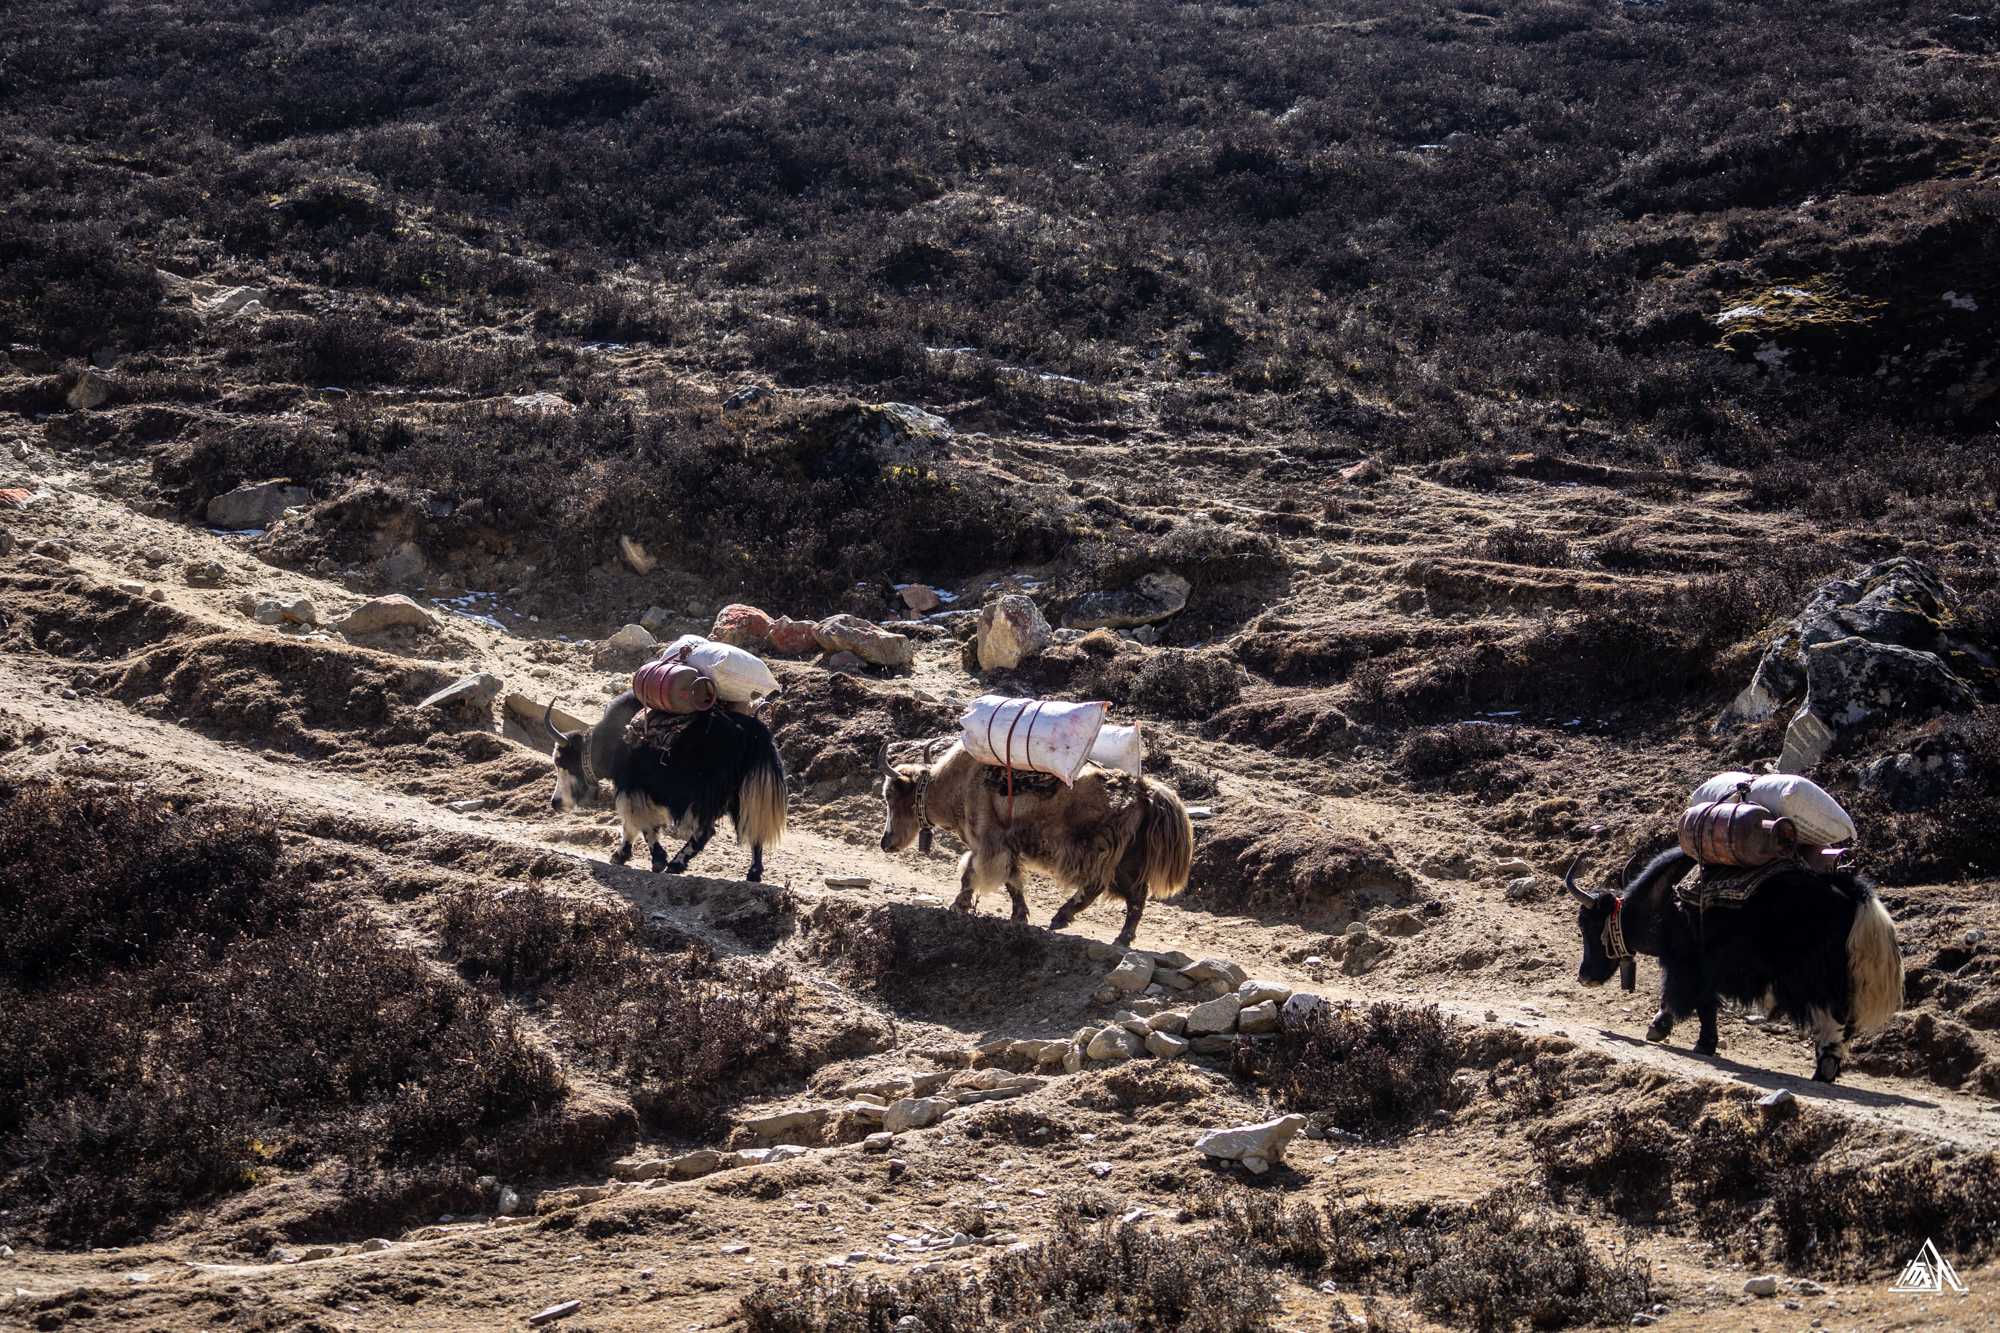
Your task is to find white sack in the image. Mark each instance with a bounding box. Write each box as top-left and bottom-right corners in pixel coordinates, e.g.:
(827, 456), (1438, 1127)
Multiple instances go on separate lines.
(660, 634), (780, 702)
(1089, 723), (1143, 777)
(1689, 770), (1855, 846)
(960, 695), (1108, 786)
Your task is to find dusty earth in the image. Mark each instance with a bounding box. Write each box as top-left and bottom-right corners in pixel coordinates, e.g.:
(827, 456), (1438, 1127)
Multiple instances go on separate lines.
(3, 392), (1999, 1333)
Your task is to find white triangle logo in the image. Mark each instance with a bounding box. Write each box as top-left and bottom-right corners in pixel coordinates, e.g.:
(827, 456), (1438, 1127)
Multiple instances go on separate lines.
(1890, 1239), (1967, 1295)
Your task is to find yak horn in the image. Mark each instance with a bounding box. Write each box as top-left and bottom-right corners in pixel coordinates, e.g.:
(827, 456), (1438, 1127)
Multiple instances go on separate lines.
(878, 741), (895, 775)
(922, 737), (944, 764)
(1564, 853), (1595, 904)
(544, 697), (579, 742)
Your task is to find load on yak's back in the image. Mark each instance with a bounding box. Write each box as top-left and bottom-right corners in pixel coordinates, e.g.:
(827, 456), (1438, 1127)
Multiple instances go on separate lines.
(1569, 770), (1901, 1083)
(878, 694), (1192, 947)
(547, 634), (785, 881)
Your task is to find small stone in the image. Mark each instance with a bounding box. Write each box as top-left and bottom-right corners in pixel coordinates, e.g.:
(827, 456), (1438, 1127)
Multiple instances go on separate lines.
(1743, 1275), (1778, 1297)
(619, 535), (655, 575)
(419, 672), (504, 711)
(1187, 1034), (1237, 1055)
(1087, 1025), (1145, 1061)
(1088, 1162), (1114, 1178)
(299, 1246), (335, 1262)
(1146, 1010), (1188, 1035)
(670, 1149), (727, 1178)
(498, 1187), (522, 1214)
(1063, 1043), (1084, 1074)
(882, 1097), (954, 1133)
(901, 584), (942, 613)
(766, 617), (820, 655)
(146, 586), (166, 602)
(863, 1132), (896, 1152)
(206, 479), (310, 530)
(813, 614), (914, 668)
(449, 798), (489, 813)
(1107, 953), (1155, 992)
(1064, 571), (1191, 630)
(1756, 1089), (1796, 1110)
(360, 1238), (392, 1253)
(639, 605), (673, 633)
(1505, 876), (1538, 900)
(744, 1108), (830, 1139)
(1282, 993), (1328, 1024)
(1152, 967), (1195, 991)
(67, 368), (113, 411)
(604, 623), (656, 653)
(1194, 1114), (1308, 1166)
(720, 1245), (751, 1255)
(1145, 1030), (1190, 1058)
(1186, 993), (1243, 1035)
(767, 1145), (809, 1163)
(1236, 999), (1279, 1034)
(528, 1299), (582, 1325)
(1182, 958), (1248, 986)
(974, 594), (1053, 671)
(1372, 910), (1426, 936)
(1237, 978), (1292, 1007)
(277, 595), (316, 625)
(1091, 984), (1119, 1004)
(116, 578), (144, 595)
(336, 593), (432, 634)
(1085, 942), (1124, 961)
(610, 1157), (669, 1182)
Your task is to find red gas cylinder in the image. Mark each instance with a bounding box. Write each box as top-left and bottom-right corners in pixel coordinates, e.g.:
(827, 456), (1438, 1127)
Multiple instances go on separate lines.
(632, 658), (716, 714)
(1678, 800), (1797, 867)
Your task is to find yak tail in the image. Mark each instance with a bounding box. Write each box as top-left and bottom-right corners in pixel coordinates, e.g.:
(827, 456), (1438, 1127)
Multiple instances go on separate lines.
(1138, 777), (1194, 900)
(1846, 890), (1903, 1034)
(735, 737), (788, 852)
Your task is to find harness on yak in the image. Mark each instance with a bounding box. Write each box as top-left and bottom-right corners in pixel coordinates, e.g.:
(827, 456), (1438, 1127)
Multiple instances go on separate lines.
(983, 699), (1055, 823)
(623, 707), (702, 754)
(1679, 856), (1807, 912)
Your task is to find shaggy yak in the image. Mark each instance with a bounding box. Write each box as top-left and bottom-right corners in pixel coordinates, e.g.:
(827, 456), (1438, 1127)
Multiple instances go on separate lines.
(548, 694), (786, 880)
(1569, 848), (1902, 1083)
(878, 740), (1194, 946)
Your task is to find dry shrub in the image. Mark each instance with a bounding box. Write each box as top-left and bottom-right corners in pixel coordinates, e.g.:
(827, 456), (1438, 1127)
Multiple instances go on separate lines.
(1077, 647), (1244, 719)
(0, 781), (567, 1248)
(437, 881), (795, 1132)
(1239, 1002), (1463, 1133)
(1477, 524), (1575, 568)
(1395, 723), (1515, 781)
(742, 1215), (1280, 1333)
(1407, 1191), (1651, 1330)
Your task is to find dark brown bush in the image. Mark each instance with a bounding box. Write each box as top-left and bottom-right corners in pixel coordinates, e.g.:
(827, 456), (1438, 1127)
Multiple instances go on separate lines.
(1477, 523), (1575, 569)
(1239, 1002), (1464, 1134)
(1395, 724), (1515, 781)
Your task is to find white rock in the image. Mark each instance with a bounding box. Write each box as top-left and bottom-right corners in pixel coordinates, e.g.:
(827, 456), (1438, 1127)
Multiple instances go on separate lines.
(863, 1132), (896, 1152)
(277, 596), (316, 625)
(882, 1097), (954, 1133)
(360, 1238), (392, 1253)
(605, 624), (656, 652)
(449, 798), (488, 814)
(974, 594), (1054, 671)
(116, 578), (144, 595)
(419, 672), (504, 711)
(1237, 978), (1292, 1007)
(1146, 1010), (1187, 1035)
(1107, 952), (1155, 992)
(1193, 1114), (1308, 1166)
(1185, 993), (1243, 1035)
(1505, 876), (1538, 900)
(528, 1299), (582, 1326)
(768, 1145), (809, 1162)
(1743, 1275), (1778, 1297)
(1087, 1025), (1144, 1061)
(498, 1187), (521, 1214)
(840, 1101), (888, 1122)
(1237, 999), (1279, 1034)
(1145, 1030), (1190, 1059)
(1063, 1044), (1084, 1074)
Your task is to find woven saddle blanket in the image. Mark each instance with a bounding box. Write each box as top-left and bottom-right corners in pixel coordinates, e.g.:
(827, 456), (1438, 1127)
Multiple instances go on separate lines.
(979, 766), (1065, 798)
(1677, 856), (1807, 911)
(623, 707), (701, 753)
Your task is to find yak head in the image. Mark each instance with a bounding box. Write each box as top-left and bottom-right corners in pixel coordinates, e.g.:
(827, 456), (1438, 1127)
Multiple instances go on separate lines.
(877, 739), (942, 853)
(546, 700), (592, 811)
(1566, 855), (1621, 988)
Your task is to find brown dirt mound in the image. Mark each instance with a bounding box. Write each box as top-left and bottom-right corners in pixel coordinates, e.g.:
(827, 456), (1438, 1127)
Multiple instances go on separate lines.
(1190, 800), (1414, 920)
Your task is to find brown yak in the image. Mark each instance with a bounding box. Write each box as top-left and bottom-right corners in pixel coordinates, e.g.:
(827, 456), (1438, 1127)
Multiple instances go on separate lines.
(877, 740), (1194, 946)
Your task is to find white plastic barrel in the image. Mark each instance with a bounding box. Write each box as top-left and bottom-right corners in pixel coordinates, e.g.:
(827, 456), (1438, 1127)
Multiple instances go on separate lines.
(1689, 771), (1855, 846)
(959, 695), (1108, 786)
(660, 634), (780, 702)
(1088, 723), (1143, 777)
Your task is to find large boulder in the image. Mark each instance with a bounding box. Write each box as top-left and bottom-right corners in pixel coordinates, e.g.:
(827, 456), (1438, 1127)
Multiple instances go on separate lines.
(1715, 558), (1994, 772)
(1193, 1114), (1308, 1173)
(206, 480), (312, 530)
(1858, 748), (1972, 812)
(592, 624), (658, 670)
(711, 604), (775, 649)
(838, 402), (952, 463)
(1064, 571), (1191, 630)
(337, 594), (433, 634)
(420, 672), (504, 712)
(767, 617), (820, 656)
(975, 594), (1053, 670)
(812, 614), (913, 668)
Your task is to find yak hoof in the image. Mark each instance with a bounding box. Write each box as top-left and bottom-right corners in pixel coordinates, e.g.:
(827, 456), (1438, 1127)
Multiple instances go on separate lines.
(610, 844), (633, 866)
(1644, 1022), (1671, 1043)
(1814, 1054), (1843, 1084)
(746, 869), (762, 883)
(1692, 1038), (1718, 1056)
(652, 848), (671, 873)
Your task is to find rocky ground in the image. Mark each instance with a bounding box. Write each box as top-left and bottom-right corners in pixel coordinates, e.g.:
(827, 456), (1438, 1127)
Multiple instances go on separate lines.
(3, 361), (1999, 1333)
